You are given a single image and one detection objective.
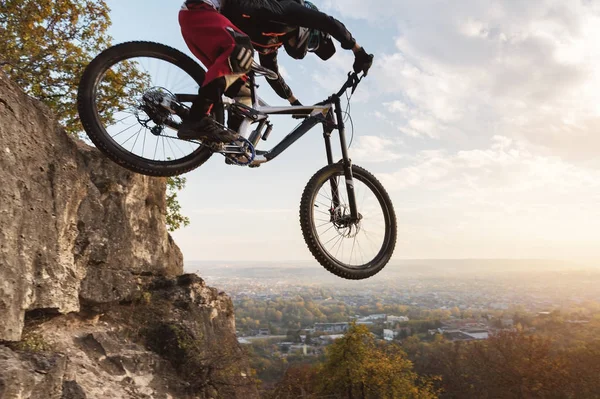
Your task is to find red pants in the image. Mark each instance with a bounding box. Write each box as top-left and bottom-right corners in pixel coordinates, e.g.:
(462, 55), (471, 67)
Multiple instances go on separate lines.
(179, 3), (248, 86)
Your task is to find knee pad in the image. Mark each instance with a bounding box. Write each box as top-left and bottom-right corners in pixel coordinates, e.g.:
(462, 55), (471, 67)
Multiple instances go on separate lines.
(224, 78), (251, 103)
(226, 27), (255, 74)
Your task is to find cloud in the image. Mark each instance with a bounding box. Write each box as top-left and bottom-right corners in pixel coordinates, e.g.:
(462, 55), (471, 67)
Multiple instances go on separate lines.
(321, 0), (600, 158)
(379, 135), (600, 199)
(373, 136), (600, 257)
(175, 0), (600, 260)
(350, 135), (404, 163)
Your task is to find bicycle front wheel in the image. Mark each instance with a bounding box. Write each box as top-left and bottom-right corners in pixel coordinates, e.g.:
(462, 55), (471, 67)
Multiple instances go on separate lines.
(299, 163), (397, 280)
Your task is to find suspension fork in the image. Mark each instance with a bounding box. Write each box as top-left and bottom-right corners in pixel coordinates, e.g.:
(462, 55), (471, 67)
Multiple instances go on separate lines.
(323, 97), (359, 220)
(323, 115), (340, 213)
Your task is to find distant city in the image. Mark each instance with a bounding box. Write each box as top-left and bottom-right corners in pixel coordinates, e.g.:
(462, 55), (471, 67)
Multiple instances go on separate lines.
(184, 259), (600, 391)
(186, 259), (600, 344)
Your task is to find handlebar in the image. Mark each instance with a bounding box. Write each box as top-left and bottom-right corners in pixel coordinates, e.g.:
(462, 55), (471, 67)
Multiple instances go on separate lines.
(336, 72), (363, 98)
(314, 71), (364, 107)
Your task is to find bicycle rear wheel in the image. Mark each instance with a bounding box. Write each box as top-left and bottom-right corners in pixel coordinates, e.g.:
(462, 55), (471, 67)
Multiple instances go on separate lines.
(77, 41), (216, 177)
(299, 163), (397, 280)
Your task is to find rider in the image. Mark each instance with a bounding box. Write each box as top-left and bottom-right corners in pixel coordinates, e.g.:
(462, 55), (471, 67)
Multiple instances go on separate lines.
(177, 0), (374, 143)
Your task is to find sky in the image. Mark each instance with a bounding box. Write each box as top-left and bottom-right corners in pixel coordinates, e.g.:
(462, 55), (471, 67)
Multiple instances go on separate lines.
(104, 0), (600, 263)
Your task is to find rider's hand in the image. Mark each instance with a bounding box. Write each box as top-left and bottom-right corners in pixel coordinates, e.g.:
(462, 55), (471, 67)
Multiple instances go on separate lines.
(353, 47), (374, 76)
(290, 99), (302, 106)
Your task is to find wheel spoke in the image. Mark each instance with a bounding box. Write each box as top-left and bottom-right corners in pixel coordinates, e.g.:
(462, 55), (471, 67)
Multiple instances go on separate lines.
(131, 126), (143, 152)
(304, 167), (394, 275)
(83, 49), (208, 170)
(112, 123), (138, 139)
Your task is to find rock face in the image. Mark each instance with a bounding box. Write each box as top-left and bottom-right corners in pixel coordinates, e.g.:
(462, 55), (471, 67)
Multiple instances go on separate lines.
(0, 275), (256, 399)
(0, 70), (182, 340)
(0, 72), (258, 398)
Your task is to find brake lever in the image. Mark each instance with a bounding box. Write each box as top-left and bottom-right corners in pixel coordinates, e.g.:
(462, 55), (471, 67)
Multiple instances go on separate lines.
(351, 75), (362, 95)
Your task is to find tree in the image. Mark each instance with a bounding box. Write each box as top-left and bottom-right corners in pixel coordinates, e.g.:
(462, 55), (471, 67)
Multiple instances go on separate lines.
(318, 322), (438, 399)
(265, 364), (319, 399)
(404, 330), (576, 399)
(467, 330), (569, 398)
(166, 175), (190, 232)
(305, 332), (313, 345)
(0, 0), (114, 134)
(286, 328), (302, 344)
(0, 0), (189, 231)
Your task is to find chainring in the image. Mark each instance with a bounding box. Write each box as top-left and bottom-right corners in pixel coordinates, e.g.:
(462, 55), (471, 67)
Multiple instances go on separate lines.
(222, 136), (256, 166)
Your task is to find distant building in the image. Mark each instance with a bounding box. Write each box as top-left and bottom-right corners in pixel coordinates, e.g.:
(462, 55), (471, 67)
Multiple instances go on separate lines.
(444, 328), (490, 341)
(279, 342), (294, 349)
(463, 330), (489, 340)
(358, 314), (387, 322)
(383, 329), (397, 341)
(444, 331), (474, 341)
(387, 315), (409, 323)
(314, 323), (349, 333)
(319, 334), (345, 343)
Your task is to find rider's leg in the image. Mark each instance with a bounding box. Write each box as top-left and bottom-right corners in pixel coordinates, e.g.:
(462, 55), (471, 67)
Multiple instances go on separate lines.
(178, 3), (254, 142)
(224, 78), (253, 132)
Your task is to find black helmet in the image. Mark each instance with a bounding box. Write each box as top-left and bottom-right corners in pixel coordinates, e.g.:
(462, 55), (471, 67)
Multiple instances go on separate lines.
(283, 0), (336, 60)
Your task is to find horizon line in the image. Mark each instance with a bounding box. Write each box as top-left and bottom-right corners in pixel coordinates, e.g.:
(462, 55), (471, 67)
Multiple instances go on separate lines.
(184, 257), (598, 263)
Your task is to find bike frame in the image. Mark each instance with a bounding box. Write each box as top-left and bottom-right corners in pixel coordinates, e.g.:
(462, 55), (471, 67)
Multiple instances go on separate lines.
(175, 70), (363, 220)
(238, 71), (362, 220)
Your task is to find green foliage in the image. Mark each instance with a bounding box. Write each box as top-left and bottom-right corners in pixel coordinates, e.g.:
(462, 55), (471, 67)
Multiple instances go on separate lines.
(265, 322), (439, 399)
(286, 328), (302, 343)
(402, 327), (600, 398)
(265, 364), (320, 399)
(1, 0), (123, 134)
(242, 293), (600, 398)
(318, 322), (438, 399)
(9, 331), (52, 353)
(166, 176), (190, 232)
(0, 1), (189, 232)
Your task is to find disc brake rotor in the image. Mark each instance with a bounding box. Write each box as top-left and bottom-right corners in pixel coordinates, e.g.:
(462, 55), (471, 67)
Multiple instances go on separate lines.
(330, 205), (362, 238)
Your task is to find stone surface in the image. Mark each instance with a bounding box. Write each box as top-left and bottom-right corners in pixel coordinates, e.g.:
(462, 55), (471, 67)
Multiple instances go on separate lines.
(0, 72), (259, 398)
(0, 71), (182, 341)
(0, 275), (257, 399)
(0, 346), (66, 399)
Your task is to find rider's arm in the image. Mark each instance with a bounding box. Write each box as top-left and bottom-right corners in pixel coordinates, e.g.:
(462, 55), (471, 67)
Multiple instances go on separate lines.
(273, 1), (373, 75)
(259, 51), (298, 103)
(273, 0), (357, 50)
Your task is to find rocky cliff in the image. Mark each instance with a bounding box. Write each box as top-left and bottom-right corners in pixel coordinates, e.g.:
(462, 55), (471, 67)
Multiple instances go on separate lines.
(0, 71), (258, 398)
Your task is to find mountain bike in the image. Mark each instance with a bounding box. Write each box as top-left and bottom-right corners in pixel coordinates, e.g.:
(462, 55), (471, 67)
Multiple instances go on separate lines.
(77, 41), (397, 280)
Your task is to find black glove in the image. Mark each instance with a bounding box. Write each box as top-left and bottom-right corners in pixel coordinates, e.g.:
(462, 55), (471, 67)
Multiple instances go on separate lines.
(353, 47), (374, 76)
(290, 99), (302, 106)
